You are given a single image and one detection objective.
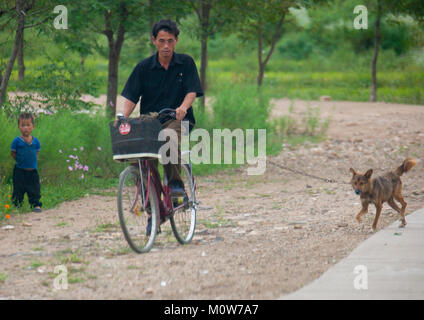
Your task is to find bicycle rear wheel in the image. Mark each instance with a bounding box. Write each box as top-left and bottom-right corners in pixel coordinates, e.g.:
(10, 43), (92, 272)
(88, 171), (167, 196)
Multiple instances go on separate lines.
(170, 164), (196, 244)
(117, 165), (159, 253)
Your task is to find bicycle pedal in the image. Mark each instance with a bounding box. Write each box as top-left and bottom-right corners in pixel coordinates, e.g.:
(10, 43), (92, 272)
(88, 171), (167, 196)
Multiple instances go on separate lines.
(175, 197), (185, 205)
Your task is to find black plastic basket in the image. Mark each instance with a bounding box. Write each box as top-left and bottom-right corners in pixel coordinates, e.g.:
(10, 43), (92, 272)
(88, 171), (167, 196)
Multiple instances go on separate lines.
(109, 117), (163, 162)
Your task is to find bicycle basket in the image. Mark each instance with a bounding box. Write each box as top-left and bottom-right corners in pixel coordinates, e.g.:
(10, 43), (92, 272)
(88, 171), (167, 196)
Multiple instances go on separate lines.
(110, 117), (163, 162)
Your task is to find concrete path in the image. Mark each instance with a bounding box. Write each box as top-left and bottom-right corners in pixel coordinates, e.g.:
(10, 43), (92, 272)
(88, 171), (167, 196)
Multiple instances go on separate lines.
(280, 208), (424, 300)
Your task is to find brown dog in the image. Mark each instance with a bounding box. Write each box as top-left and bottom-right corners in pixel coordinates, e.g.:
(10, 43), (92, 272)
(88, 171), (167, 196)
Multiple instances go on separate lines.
(350, 158), (416, 232)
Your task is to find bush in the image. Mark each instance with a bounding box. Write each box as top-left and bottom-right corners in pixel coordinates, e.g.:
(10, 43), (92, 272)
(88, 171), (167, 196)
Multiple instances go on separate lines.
(195, 82), (271, 132)
(277, 32), (314, 60)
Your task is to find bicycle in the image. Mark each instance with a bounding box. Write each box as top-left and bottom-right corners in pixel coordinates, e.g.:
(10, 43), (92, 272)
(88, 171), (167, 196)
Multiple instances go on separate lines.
(112, 109), (197, 253)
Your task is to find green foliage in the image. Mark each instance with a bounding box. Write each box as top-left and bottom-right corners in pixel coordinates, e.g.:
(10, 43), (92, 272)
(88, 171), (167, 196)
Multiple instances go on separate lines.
(4, 59), (102, 118)
(277, 32), (314, 60)
(197, 83), (271, 131)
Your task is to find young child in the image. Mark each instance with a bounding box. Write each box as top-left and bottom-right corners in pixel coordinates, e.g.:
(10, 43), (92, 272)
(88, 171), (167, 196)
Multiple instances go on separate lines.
(10, 113), (42, 212)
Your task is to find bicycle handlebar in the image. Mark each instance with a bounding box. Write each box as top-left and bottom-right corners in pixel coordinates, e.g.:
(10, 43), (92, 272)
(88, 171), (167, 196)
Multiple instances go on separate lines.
(116, 107), (194, 129)
(158, 107), (177, 116)
(116, 107), (177, 121)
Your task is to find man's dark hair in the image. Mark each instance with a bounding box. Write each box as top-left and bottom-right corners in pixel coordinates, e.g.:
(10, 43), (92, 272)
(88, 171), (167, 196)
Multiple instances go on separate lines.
(18, 112), (34, 125)
(152, 19), (180, 38)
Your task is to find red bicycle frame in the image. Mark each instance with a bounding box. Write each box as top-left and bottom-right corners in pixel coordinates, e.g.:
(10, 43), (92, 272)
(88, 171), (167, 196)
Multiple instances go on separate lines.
(136, 158), (187, 224)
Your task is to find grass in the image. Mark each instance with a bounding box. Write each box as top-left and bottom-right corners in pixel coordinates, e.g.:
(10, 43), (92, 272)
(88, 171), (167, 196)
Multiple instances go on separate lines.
(29, 260), (44, 269)
(0, 271), (7, 284)
(92, 222), (119, 233)
(68, 277), (85, 284)
(55, 250), (87, 265)
(56, 221), (67, 227)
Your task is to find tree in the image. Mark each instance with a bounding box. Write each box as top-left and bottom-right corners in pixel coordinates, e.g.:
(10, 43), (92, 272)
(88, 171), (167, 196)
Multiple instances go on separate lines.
(187, 0), (212, 110)
(185, 0), (235, 110)
(235, 0), (299, 87)
(0, 0), (52, 107)
(61, 0), (147, 117)
(254, 2), (289, 87)
(367, 0), (424, 102)
(370, 0), (381, 102)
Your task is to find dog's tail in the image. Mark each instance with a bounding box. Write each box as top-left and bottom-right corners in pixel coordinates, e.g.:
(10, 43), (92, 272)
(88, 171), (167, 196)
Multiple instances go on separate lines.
(395, 158), (417, 176)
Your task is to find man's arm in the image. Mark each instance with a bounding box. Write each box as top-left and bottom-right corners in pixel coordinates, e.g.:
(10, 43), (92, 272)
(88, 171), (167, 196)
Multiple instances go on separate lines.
(123, 98), (137, 118)
(175, 92), (196, 121)
(11, 151), (16, 159)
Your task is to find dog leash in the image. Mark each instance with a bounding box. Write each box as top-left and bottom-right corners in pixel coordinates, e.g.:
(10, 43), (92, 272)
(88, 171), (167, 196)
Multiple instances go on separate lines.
(267, 159), (349, 185)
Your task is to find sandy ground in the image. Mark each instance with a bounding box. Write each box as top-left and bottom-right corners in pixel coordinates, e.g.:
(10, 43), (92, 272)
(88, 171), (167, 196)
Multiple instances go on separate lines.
(0, 97), (423, 299)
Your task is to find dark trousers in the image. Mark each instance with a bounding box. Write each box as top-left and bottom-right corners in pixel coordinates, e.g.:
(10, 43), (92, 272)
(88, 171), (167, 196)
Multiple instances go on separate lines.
(12, 166), (42, 208)
(154, 119), (186, 188)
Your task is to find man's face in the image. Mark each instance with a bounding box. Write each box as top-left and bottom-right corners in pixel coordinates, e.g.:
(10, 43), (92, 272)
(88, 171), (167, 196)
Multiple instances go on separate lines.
(152, 30), (178, 60)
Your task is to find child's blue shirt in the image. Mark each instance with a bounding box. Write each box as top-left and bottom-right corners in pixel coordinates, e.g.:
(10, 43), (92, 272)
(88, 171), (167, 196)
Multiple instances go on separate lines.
(11, 136), (41, 169)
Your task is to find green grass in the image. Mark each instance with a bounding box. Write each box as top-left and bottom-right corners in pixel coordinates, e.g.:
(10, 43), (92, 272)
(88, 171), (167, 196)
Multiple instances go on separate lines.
(29, 261), (44, 269)
(56, 221), (67, 228)
(0, 271), (7, 284)
(207, 70), (424, 105)
(92, 222), (119, 233)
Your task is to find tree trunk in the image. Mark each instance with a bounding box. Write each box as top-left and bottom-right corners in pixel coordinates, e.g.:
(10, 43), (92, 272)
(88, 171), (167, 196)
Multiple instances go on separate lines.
(18, 26), (25, 81)
(106, 47), (119, 117)
(198, 0), (211, 112)
(200, 33), (208, 109)
(80, 55), (85, 72)
(104, 4), (127, 118)
(257, 10), (286, 87)
(0, 0), (25, 107)
(257, 20), (264, 86)
(370, 0), (381, 102)
(148, 0), (155, 56)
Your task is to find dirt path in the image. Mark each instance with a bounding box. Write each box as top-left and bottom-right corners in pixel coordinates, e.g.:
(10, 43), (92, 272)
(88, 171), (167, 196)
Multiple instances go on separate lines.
(1, 99), (423, 299)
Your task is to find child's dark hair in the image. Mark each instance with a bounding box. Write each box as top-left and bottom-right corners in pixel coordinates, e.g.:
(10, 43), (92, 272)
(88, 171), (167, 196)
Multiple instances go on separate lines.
(18, 113), (34, 125)
(152, 19), (179, 38)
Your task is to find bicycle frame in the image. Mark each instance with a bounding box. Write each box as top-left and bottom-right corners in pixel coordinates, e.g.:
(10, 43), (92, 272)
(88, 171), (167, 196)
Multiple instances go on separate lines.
(135, 157), (194, 224)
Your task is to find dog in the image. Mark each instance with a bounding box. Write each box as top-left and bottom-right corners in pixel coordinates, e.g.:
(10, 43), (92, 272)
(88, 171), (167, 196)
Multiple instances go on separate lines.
(349, 158), (416, 232)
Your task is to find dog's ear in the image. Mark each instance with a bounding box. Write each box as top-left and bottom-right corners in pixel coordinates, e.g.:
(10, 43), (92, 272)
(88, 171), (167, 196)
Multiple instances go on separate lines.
(364, 169), (373, 179)
(349, 168), (356, 176)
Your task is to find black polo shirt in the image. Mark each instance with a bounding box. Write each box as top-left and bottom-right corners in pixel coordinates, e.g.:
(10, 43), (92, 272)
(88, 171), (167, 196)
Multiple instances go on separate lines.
(121, 52), (203, 127)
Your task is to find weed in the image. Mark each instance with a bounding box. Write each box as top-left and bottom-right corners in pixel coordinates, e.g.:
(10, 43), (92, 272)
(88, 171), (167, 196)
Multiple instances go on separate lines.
(29, 261), (44, 269)
(0, 271), (7, 284)
(56, 222), (67, 227)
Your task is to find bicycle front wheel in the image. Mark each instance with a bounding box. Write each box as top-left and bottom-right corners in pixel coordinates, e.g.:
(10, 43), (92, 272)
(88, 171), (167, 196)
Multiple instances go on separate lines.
(117, 165), (159, 253)
(170, 164), (196, 244)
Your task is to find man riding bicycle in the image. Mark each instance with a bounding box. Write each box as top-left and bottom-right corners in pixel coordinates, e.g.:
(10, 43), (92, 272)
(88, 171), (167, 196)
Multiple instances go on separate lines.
(121, 19), (203, 197)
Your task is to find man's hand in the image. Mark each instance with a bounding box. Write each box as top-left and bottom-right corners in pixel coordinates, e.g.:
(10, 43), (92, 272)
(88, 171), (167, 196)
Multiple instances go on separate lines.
(123, 98), (136, 118)
(175, 106), (187, 121)
(175, 92), (196, 121)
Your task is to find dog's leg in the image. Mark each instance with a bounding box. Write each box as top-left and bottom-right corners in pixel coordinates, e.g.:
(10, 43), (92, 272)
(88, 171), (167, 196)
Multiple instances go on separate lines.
(388, 197), (401, 213)
(372, 203), (383, 232)
(394, 193), (407, 228)
(356, 203), (368, 223)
